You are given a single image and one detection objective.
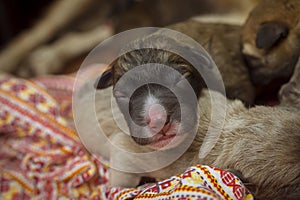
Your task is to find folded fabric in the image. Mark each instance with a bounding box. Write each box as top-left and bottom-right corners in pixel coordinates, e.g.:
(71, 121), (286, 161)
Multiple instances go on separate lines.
(0, 71), (253, 200)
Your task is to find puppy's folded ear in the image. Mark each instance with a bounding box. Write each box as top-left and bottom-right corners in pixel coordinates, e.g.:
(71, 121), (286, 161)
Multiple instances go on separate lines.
(255, 21), (289, 50)
(94, 66), (113, 89)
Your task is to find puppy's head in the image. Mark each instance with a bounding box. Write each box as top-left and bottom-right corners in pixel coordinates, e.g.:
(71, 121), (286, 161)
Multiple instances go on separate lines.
(95, 48), (205, 150)
(242, 0), (300, 85)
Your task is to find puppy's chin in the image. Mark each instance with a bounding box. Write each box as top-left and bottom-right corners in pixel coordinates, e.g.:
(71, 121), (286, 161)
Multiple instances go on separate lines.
(250, 66), (294, 85)
(131, 121), (189, 150)
(146, 132), (188, 150)
(243, 47), (297, 85)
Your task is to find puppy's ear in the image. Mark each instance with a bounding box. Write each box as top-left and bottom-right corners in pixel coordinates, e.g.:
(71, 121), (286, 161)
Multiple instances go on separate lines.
(256, 21), (289, 50)
(94, 66), (113, 89)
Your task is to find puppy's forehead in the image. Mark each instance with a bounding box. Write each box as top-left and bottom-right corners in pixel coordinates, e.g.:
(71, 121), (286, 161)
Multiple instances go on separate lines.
(118, 64), (183, 86)
(115, 49), (192, 75)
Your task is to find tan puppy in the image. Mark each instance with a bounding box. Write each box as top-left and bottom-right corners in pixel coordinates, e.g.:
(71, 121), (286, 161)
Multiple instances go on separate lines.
(242, 0), (300, 85)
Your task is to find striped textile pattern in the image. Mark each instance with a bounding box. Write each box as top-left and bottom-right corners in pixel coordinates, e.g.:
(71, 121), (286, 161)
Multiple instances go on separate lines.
(0, 71), (253, 200)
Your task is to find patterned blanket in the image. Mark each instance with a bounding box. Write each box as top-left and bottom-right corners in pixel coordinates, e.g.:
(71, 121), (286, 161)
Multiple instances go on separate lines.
(0, 71), (253, 200)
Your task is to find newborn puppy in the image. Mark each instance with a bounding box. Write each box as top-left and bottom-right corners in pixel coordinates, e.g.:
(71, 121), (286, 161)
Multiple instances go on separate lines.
(93, 36), (300, 199)
(97, 47), (203, 150)
(242, 0), (300, 85)
(94, 42), (206, 187)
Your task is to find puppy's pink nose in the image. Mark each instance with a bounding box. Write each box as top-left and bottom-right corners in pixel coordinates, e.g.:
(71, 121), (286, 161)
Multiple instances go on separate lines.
(147, 104), (167, 131)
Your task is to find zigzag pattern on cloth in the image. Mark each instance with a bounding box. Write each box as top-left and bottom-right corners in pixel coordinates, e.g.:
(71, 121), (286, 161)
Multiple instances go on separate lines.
(0, 71), (253, 200)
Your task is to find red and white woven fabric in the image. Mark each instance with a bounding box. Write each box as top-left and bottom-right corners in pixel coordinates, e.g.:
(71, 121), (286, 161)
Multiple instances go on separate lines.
(0, 71), (253, 200)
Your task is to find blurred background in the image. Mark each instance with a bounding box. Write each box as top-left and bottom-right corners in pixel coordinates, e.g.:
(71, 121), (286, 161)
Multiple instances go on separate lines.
(0, 0), (258, 76)
(0, 0), (53, 48)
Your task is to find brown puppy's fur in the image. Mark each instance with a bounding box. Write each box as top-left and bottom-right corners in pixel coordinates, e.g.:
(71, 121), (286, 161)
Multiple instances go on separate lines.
(91, 36), (300, 199)
(242, 0), (300, 85)
(168, 20), (255, 105)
